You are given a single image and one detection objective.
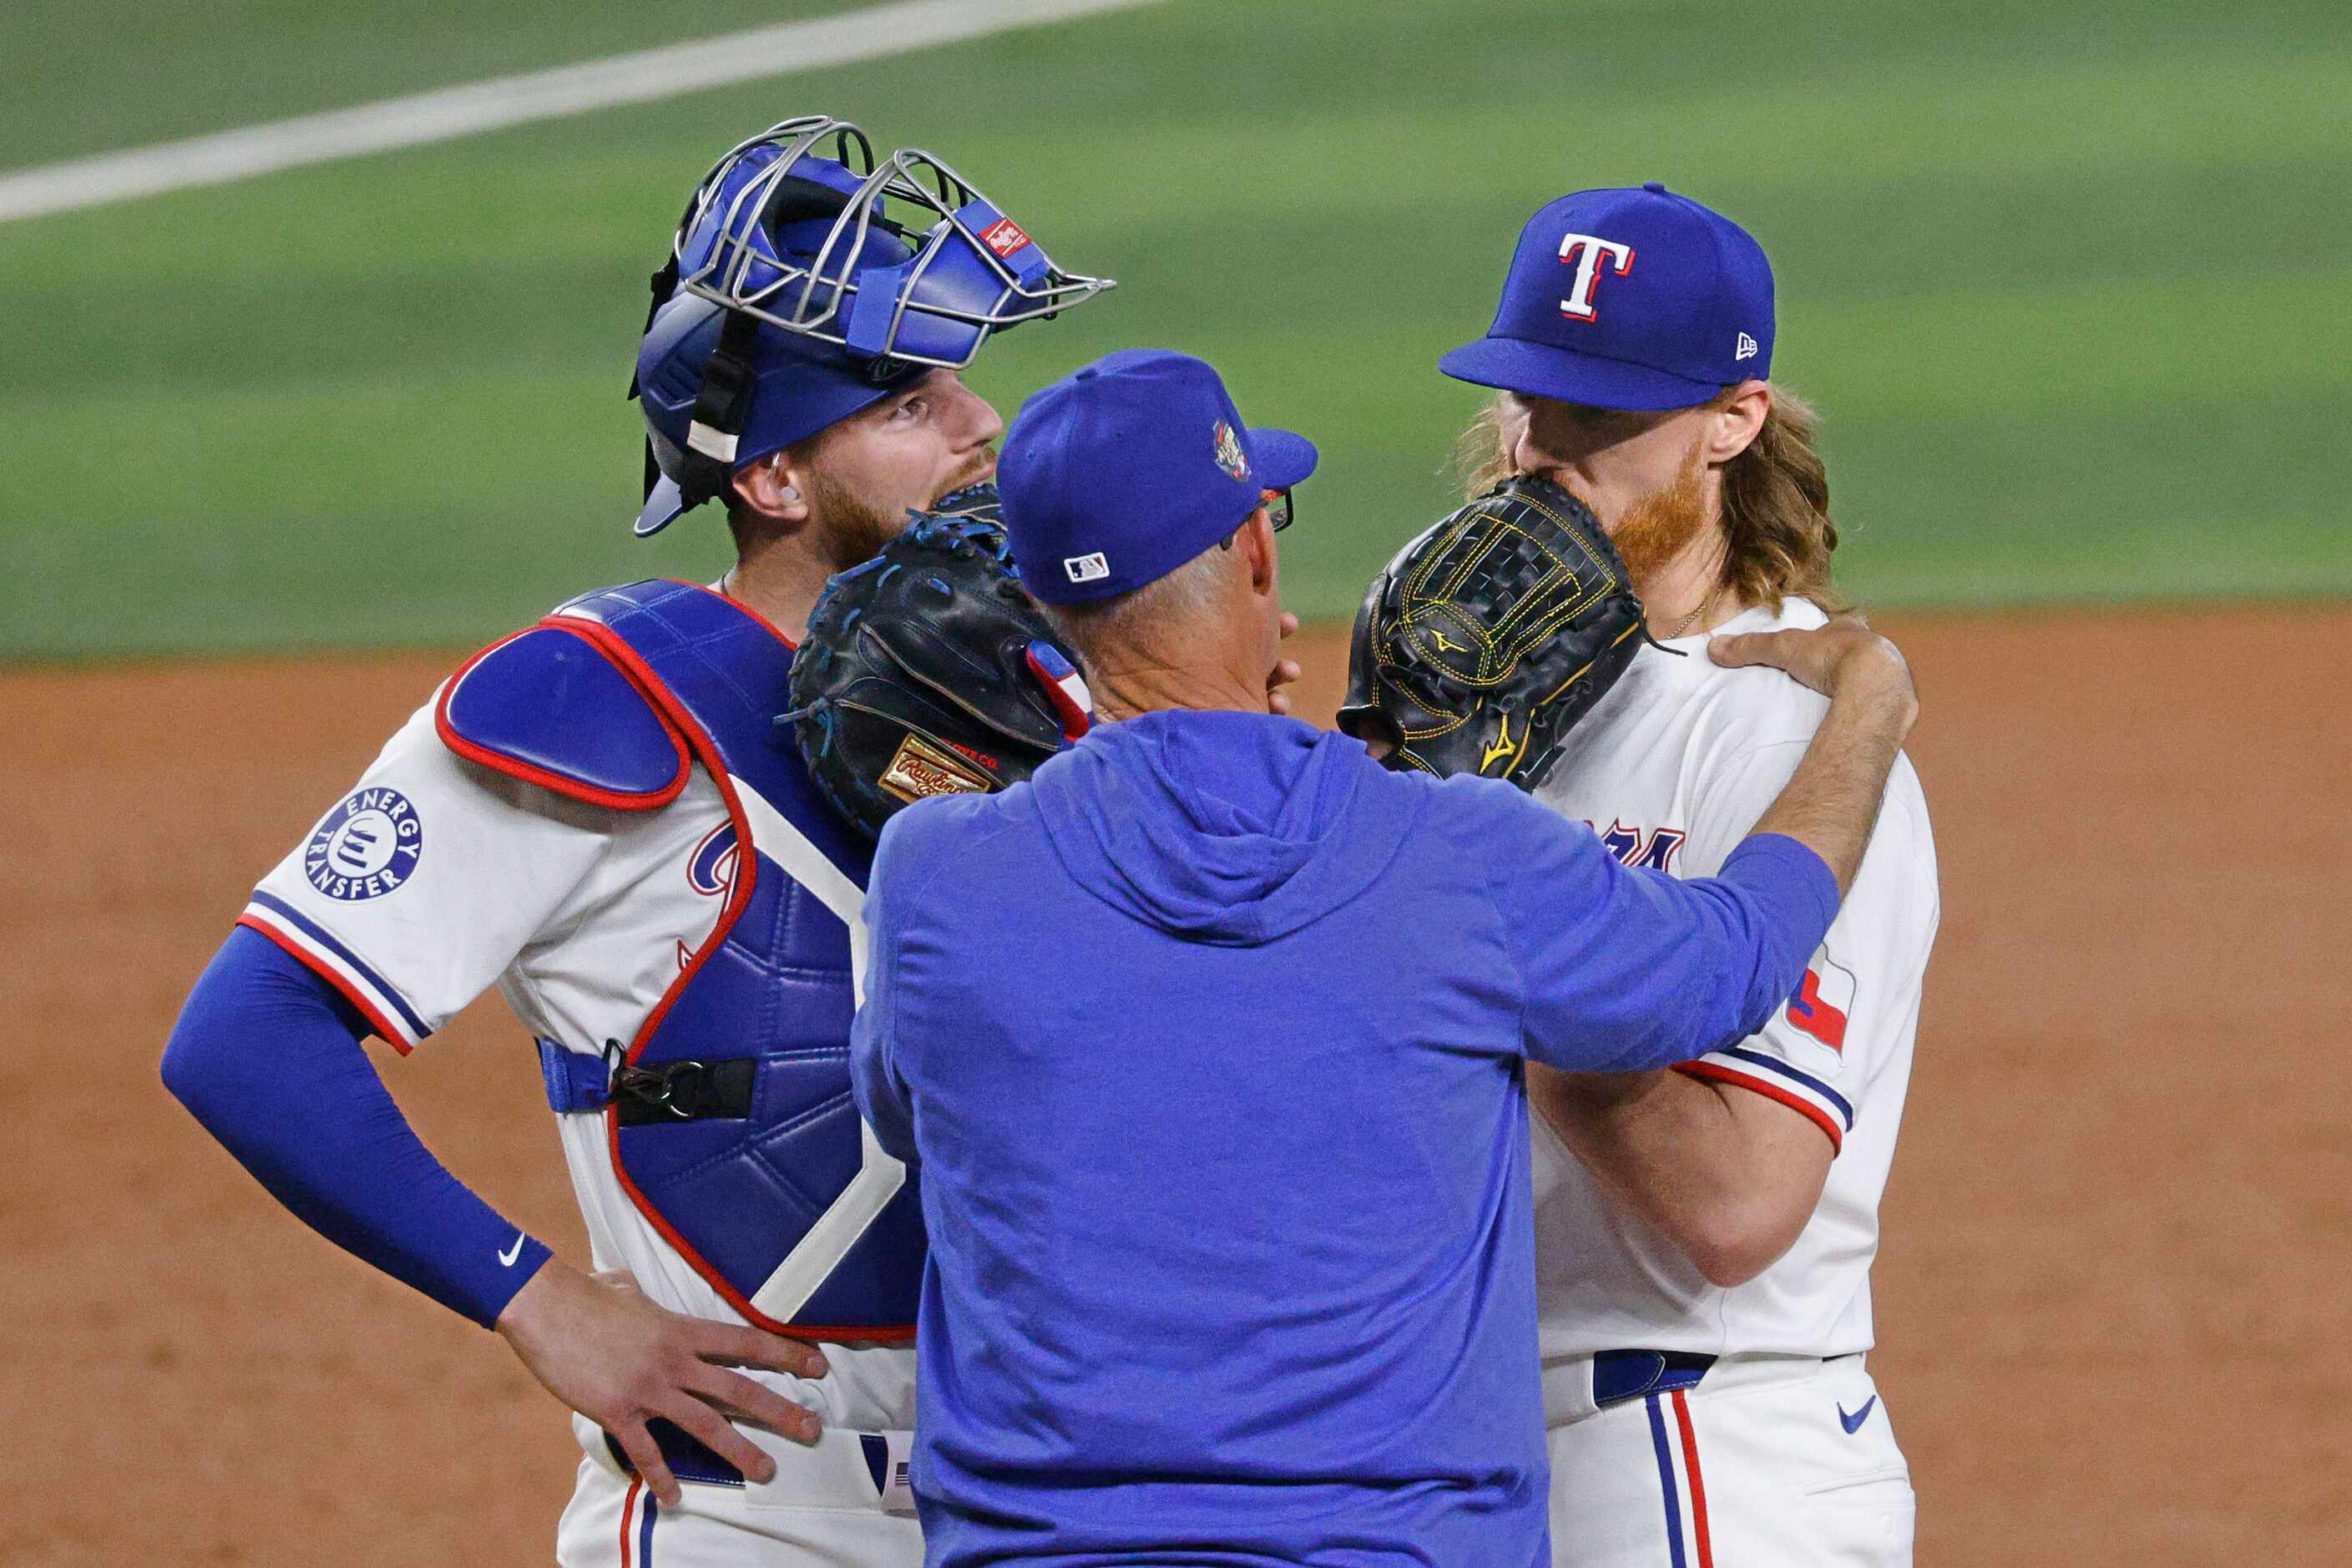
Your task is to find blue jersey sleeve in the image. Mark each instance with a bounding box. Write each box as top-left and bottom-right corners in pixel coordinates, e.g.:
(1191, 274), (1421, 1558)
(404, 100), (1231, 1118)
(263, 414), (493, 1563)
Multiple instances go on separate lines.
(160, 926), (554, 1328)
(1467, 781), (1839, 1073)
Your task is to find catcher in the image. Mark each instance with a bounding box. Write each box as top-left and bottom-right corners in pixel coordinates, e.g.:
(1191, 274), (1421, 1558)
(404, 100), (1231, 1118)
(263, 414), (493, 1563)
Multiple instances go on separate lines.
(1350, 183), (1940, 1566)
(161, 116), (1112, 1566)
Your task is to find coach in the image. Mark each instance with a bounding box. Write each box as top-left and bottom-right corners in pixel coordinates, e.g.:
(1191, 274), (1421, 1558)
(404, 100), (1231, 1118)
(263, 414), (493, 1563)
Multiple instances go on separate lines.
(849, 349), (1918, 1567)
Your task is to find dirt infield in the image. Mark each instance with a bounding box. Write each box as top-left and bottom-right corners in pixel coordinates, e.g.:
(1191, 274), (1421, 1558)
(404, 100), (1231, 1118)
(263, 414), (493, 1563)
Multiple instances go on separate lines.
(6, 605), (2346, 1565)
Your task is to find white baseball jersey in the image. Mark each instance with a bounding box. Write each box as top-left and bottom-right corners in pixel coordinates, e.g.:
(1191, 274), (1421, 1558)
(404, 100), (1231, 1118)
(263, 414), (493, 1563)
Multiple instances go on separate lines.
(240, 660), (923, 1564)
(1530, 595), (1939, 1362)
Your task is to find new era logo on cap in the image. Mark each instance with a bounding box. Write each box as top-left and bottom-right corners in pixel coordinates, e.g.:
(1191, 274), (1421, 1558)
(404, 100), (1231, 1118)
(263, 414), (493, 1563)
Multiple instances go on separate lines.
(1063, 551), (1110, 584)
(1736, 331), (1759, 362)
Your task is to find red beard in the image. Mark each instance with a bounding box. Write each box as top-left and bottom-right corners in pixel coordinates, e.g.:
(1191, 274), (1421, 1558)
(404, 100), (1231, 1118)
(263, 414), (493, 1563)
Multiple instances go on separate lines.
(1608, 453), (1710, 589)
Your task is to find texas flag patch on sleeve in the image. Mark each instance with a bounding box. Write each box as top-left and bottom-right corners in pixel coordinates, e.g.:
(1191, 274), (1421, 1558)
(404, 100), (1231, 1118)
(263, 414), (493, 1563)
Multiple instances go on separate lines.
(1785, 951), (1858, 1053)
(1672, 942), (1861, 1151)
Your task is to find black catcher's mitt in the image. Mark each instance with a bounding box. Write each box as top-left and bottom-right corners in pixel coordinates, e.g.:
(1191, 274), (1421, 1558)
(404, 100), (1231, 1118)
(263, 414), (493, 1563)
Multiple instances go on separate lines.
(786, 486), (1094, 839)
(1336, 475), (1653, 789)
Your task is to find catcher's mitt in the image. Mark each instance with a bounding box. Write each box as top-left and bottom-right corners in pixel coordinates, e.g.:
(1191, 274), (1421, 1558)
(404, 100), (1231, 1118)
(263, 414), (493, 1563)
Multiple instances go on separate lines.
(785, 485), (1094, 839)
(1336, 475), (1656, 789)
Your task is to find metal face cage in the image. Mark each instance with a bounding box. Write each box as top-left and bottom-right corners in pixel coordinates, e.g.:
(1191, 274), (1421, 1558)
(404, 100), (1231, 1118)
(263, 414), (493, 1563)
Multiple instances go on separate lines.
(668, 115), (1114, 374)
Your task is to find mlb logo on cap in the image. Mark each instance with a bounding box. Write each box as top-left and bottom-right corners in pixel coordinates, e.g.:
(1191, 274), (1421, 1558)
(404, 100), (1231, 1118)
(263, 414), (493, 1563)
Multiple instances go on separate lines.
(999, 349), (1318, 606)
(1441, 183), (1775, 412)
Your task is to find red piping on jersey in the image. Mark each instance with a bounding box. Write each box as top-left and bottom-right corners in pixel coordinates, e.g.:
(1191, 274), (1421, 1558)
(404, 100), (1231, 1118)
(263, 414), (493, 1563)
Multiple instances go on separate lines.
(236, 913), (416, 1056)
(1669, 1388), (1716, 1568)
(1675, 1062), (1843, 1153)
(432, 625), (691, 812)
(558, 612), (912, 1346)
(618, 1478), (641, 1568)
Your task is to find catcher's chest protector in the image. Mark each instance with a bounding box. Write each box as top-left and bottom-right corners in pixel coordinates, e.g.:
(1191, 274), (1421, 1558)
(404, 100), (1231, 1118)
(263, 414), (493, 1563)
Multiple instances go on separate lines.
(538, 579), (921, 1337)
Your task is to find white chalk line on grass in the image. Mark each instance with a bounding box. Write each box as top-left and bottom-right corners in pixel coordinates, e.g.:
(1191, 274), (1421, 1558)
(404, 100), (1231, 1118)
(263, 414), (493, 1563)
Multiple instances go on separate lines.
(0, 0), (1160, 225)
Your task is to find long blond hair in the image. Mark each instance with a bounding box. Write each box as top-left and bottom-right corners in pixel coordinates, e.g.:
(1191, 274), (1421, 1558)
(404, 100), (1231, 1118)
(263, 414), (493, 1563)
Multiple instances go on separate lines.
(1451, 387), (1846, 613)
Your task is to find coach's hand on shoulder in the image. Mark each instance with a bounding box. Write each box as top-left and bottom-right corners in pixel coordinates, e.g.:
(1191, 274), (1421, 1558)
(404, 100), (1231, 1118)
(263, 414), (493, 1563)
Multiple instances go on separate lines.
(1707, 615), (1917, 725)
(1724, 617), (1920, 898)
(496, 1260), (827, 1506)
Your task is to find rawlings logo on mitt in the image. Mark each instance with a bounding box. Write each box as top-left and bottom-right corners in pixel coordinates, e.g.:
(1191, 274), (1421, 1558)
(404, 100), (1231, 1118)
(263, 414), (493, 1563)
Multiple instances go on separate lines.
(1337, 476), (1654, 789)
(785, 486), (1094, 839)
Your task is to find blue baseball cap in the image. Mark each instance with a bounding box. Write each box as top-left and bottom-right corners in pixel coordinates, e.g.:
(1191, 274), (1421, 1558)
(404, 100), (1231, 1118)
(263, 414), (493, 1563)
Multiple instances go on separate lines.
(1440, 183), (1774, 412)
(999, 349), (1318, 606)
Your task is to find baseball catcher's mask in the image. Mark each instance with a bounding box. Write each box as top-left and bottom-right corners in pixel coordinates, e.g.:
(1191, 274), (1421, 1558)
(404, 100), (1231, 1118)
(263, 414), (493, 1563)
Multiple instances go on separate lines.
(784, 486), (1095, 840)
(1337, 475), (1662, 790)
(630, 115), (1115, 536)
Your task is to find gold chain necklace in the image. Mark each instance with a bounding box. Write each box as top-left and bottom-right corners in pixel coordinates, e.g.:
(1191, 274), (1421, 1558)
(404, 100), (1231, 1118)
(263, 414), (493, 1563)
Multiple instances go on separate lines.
(1662, 588), (1718, 640)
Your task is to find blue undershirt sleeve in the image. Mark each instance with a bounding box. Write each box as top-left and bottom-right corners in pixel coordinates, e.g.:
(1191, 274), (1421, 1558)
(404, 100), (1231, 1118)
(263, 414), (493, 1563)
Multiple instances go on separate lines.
(1472, 782), (1839, 1073)
(159, 925), (554, 1328)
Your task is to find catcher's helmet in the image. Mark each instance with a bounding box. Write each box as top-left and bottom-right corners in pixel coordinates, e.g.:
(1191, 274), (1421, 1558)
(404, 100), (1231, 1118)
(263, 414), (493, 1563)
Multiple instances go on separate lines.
(630, 115), (1113, 537)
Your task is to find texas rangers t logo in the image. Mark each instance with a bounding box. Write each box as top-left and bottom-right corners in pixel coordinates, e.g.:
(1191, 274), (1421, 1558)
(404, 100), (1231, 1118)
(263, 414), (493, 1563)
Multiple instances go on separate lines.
(1557, 233), (1635, 321)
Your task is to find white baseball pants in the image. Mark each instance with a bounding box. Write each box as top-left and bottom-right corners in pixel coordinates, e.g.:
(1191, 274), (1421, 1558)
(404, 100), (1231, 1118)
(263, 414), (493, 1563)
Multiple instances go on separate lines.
(1545, 1353), (1914, 1568)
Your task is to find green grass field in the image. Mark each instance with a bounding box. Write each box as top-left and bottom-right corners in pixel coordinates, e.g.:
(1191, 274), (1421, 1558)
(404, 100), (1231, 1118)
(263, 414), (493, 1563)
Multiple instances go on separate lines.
(3, 0), (2347, 659)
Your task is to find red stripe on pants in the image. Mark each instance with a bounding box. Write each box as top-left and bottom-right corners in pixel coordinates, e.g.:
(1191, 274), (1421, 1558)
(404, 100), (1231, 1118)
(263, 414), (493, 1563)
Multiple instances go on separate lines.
(619, 1478), (644, 1568)
(1669, 1388), (1715, 1568)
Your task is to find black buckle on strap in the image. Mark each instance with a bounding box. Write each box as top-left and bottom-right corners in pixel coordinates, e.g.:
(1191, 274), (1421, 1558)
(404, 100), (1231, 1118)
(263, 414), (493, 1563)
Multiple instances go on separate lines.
(609, 1050), (756, 1126)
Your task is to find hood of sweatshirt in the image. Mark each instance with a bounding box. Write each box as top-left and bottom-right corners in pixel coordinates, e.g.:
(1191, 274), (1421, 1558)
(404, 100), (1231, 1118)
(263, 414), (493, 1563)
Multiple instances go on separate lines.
(1024, 708), (1419, 946)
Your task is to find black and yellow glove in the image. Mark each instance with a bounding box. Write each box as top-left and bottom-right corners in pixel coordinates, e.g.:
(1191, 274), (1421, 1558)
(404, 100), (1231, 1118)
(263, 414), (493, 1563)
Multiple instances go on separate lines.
(1338, 476), (1651, 788)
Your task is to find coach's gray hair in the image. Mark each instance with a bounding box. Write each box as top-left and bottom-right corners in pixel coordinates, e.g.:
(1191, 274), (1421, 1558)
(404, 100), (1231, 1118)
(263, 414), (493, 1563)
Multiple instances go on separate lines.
(1035, 538), (1233, 673)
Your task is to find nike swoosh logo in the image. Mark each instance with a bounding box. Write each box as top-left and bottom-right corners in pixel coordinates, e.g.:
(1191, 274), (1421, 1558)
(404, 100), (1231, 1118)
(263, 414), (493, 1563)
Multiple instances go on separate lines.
(498, 1232), (526, 1267)
(1838, 1395), (1878, 1434)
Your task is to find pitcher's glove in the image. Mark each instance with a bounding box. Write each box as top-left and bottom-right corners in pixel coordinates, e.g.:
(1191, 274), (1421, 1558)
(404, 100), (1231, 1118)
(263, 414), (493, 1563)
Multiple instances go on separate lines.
(785, 485), (1094, 839)
(1336, 475), (1655, 789)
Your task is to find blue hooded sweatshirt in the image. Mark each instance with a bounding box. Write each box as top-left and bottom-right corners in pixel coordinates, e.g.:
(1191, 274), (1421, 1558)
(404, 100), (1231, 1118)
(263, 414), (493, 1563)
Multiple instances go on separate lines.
(852, 710), (1837, 1568)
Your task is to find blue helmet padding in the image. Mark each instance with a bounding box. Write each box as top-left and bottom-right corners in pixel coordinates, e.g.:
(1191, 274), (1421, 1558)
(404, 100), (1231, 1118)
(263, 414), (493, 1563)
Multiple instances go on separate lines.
(677, 149), (874, 322)
(634, 149), (921, 537)
(631, 122), (1113, 538)
(842, 197), (1053, 363)
(633, 290), (922, 537)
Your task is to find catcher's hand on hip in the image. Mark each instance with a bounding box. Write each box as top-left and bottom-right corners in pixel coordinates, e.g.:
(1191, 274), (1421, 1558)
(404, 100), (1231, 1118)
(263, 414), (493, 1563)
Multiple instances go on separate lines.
(496, 1262), (827, 1506)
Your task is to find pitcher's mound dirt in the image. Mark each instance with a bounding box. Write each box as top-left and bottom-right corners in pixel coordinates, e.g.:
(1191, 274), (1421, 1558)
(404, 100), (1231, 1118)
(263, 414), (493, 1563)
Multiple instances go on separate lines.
(4, 604), (2345, 1565)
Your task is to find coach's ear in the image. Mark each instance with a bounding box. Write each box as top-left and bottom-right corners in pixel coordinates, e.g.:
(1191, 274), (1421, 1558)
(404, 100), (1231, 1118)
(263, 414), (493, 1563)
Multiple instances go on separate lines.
(1237, 506), (1280, 599)
(1704, 380), (1771, 465)
(729, 450), (813, 525)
